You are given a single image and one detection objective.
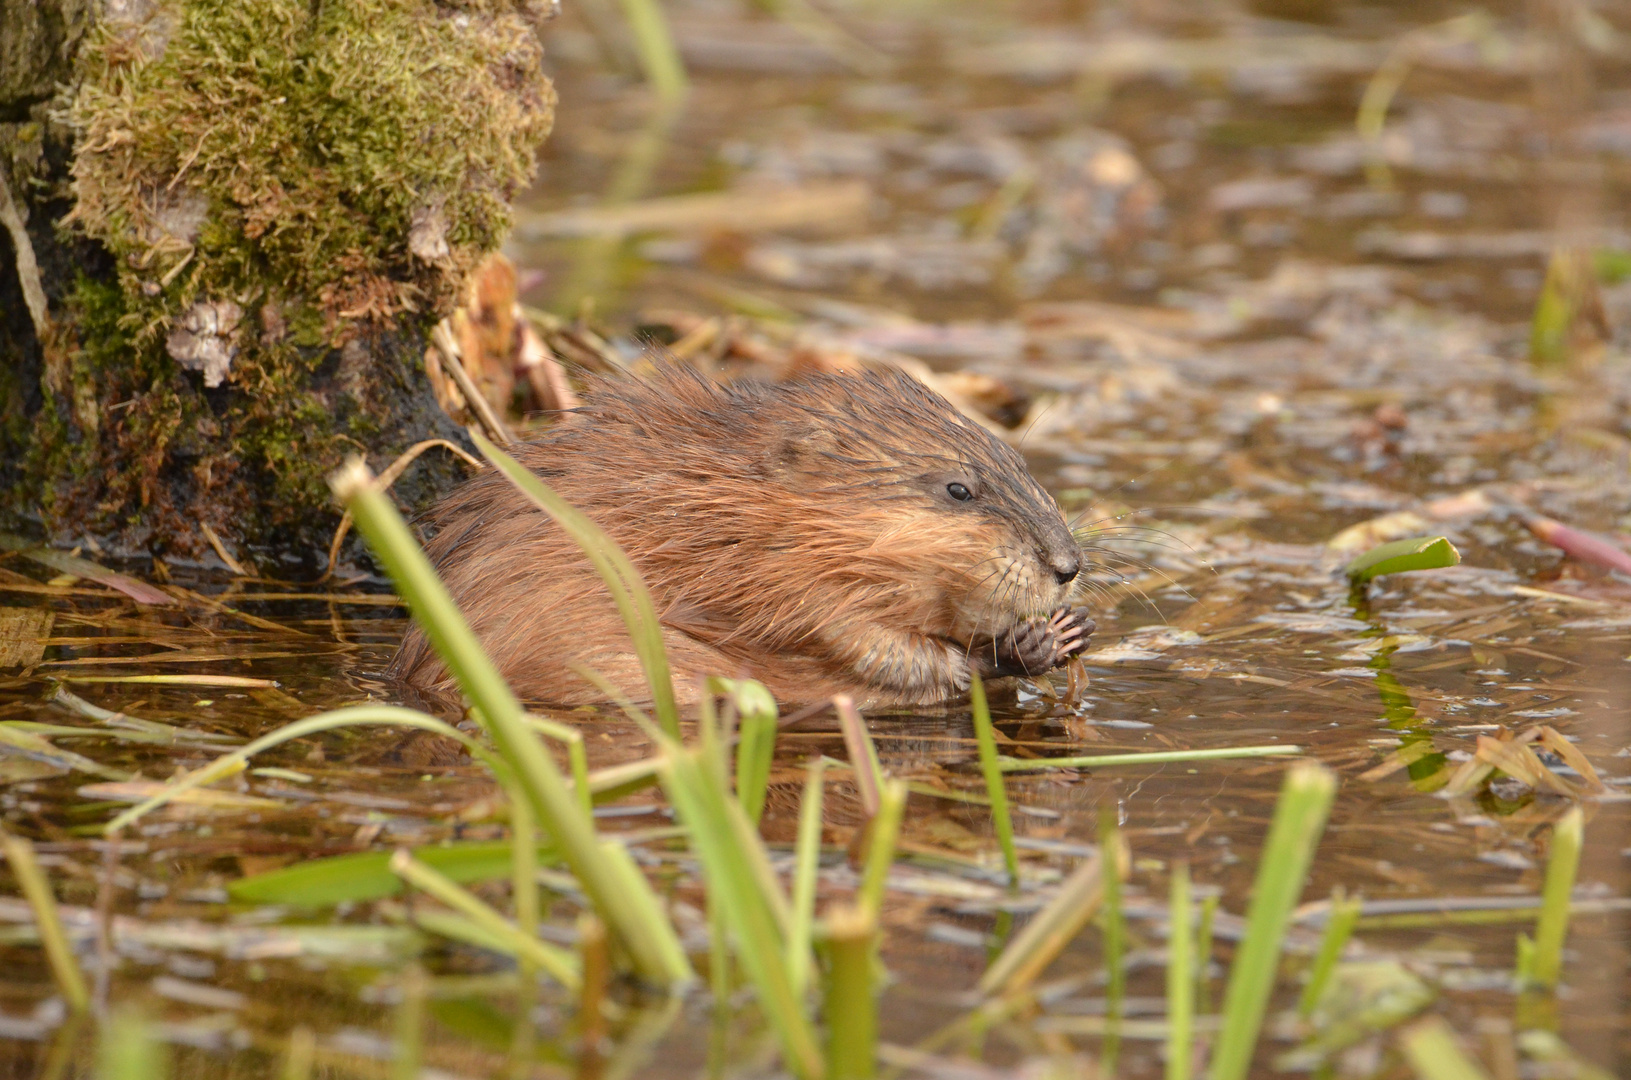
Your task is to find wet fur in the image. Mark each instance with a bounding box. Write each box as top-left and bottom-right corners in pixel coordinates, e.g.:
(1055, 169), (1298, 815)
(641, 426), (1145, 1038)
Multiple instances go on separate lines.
(392, 365), (1088, 708)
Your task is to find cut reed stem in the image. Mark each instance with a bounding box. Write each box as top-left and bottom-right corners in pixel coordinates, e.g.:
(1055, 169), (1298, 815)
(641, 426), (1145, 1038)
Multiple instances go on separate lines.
(1529, 805), (1583, 991)
(1166, 862), (1193, 1080)
(824, 904), (880, 1080)
(1207, 761), (1337, 1080)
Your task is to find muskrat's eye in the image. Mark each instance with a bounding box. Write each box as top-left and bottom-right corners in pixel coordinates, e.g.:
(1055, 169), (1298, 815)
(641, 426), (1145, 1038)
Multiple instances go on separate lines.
(946, 482), (974, 502)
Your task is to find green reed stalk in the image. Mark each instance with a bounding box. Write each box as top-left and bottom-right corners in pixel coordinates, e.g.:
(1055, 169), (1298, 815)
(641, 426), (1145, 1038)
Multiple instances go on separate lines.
(858, 778), (907, 922)
(834, 694), (882, 817)
(96, 1008), (165, 1080)
(107, 704), (492, 832)
(1195, 894), (1218, 1015)
(788, 758), (826, 998)
(281, 1027), (316, 1080)
(998, 746), (1299, 771)
(392, 965), (427, 1080)
(1167, 862), (1193, 1080)
(1529, 805), (1584, 991)
(334, 458), (689, 988)
(612, 0), (688, 103)
(390, 849), (580, 989)
(656, 742), (821, 1079)
(1100, 811), (1126, 1074)
(1398, 1017), (1493, 1080)
(472, 436), (681, 736)
(1298, 889), (1361, 1017)
(526, 715), (593, 819)
(509, 781), (540, 975)
(969, 673), (1018, 886)
(824, 904), (879, 1080)
(1207, 761), (1337, 1080)
(979, 847), (1111, 996)
(2, 832), (89, 1011)
(735, 697), (778, 827)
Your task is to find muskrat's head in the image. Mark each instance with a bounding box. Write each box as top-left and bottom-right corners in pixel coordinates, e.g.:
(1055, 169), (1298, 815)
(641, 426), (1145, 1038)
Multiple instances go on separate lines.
(765, 368), (1082, 641)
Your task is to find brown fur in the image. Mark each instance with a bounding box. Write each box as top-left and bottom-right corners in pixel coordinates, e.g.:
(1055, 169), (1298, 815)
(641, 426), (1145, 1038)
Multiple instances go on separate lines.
(392, 364), (1089, 709)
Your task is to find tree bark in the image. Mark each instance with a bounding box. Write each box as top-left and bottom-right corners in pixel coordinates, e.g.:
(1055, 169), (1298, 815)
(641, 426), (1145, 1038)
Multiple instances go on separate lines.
(0, 0), (555, 571)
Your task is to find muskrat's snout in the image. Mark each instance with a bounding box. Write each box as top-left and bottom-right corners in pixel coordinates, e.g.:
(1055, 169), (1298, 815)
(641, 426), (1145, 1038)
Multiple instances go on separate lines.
(1035, 515), (1083, 592)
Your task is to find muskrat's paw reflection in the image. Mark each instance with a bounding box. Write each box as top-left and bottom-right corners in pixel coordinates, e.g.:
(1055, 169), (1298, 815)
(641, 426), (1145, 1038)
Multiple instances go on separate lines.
(993, 606), (1095, 677)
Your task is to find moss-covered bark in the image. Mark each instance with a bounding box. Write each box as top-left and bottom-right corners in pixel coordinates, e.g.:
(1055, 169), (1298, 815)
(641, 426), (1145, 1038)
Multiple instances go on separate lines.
(0, 0), (556, 566)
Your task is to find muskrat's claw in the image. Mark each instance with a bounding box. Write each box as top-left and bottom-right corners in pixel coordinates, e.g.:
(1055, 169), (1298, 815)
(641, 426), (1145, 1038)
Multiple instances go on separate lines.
(992, 607), (1096, 677)
(1047, 606), (1095, 662)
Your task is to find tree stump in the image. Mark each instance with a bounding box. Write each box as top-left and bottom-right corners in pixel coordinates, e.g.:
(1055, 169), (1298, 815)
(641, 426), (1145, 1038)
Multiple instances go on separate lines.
(0, 0), (556, 569)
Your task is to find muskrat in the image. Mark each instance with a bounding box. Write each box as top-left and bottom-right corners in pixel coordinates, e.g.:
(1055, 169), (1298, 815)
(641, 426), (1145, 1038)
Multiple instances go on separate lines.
(392, 364), (1094, 709)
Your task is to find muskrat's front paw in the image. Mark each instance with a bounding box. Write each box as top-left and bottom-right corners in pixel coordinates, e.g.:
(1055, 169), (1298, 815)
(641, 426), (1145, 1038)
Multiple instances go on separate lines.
(998, 607), (1095, 676)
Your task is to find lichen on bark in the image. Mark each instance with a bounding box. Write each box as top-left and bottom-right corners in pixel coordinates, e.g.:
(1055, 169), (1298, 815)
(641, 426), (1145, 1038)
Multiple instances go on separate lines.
(2, 0), (556, 563)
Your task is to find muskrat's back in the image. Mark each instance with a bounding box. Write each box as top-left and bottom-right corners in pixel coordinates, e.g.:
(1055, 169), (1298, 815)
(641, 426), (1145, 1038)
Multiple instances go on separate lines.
(392, 364), (1093, 709)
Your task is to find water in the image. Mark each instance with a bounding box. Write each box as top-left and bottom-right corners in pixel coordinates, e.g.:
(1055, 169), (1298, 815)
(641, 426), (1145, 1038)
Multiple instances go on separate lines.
(6, 1), (1631, 1075)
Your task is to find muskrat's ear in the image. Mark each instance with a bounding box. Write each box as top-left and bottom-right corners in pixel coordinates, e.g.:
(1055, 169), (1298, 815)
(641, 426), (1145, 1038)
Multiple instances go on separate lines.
(767, 424), (841, 477)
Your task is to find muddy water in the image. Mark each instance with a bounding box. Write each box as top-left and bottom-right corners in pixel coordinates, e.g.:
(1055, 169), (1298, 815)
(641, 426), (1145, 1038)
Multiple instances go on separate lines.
(8, 1), (1631, 1077)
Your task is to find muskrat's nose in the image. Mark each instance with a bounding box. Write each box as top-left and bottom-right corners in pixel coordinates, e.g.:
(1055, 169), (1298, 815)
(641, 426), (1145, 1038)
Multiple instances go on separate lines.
(1050, 552), (1081, 586)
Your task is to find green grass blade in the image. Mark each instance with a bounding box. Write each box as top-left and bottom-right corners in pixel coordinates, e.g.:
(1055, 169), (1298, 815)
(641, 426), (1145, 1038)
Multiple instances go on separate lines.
(858, 778), (907, 922)
(595, 839), (695, 987)
(824, 904), (879, 1080)
(391, 850), (581, 989)
(392, 965), (427, 1080)
(333, 459), (689, 988)
(788, 758), (826, 998)
(2, 832), (90, 1011)
(732, 684), (778, 826)
(969, 673), (1018, 886)
(281, 1027), (315, 1080)
(471, 435), (681, 737)
(526, 714), (593, 819)
(1529, 805), (1583, 990)
(658, 745), (821, 1078)
(1398, 1017), (1492, 1080)
(97, 1008), (166, 1080)
(612, 0), (688, 103)
(106, 704), (492, 833)
(1100, 810), (1126, 1073)
(1207, 762), (1338, 1080)
(230, 838), (559, 906)
(979, 846), (1112, 996)
(1166, 862), (1193, 1080)
(1298, 888), (1361, 1017)
(1345, 536), (1461, 585)
(509, 781), (540, 977)
(1195, 893), (1218, 1015)
(998, 745), (1300, 771)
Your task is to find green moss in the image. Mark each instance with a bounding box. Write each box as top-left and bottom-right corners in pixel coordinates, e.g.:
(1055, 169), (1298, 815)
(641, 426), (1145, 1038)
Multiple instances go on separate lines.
(71, 0), (553, 324)
(18, 0), (554, 553)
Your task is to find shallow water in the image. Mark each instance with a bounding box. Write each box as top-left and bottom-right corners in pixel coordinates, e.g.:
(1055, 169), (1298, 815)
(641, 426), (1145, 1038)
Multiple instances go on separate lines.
(7, 0), (1631, 1076)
